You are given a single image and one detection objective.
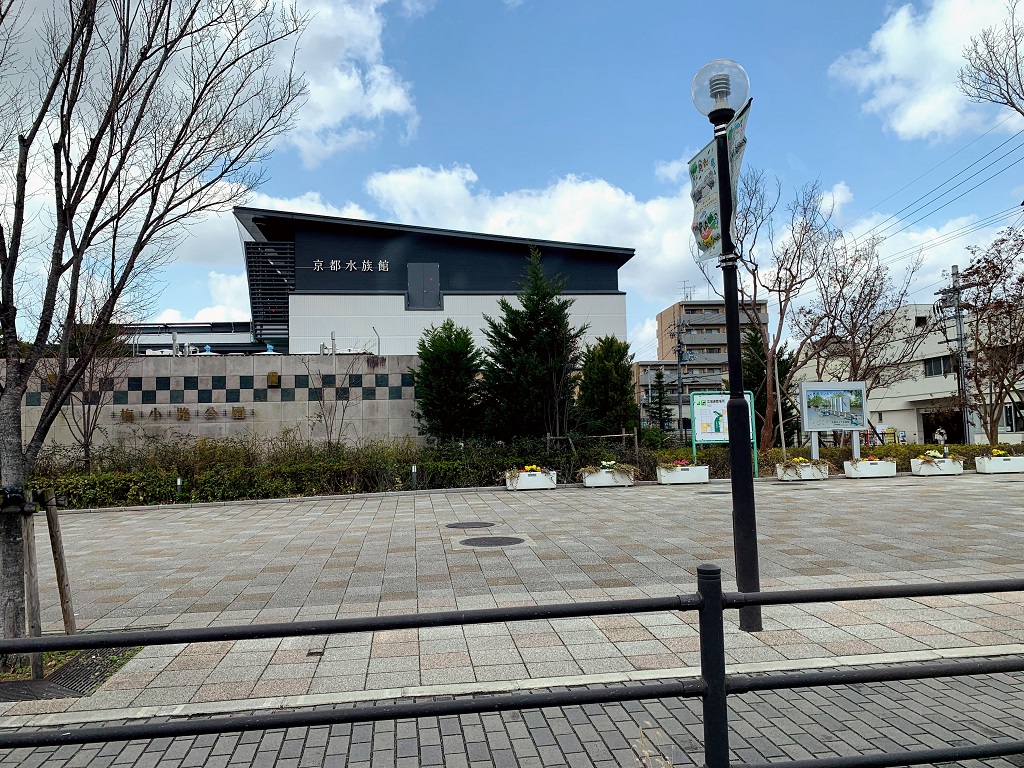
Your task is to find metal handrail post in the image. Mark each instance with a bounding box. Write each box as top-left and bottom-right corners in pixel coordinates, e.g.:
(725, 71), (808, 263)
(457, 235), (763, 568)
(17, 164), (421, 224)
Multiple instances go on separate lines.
(698, 563), (730, 768)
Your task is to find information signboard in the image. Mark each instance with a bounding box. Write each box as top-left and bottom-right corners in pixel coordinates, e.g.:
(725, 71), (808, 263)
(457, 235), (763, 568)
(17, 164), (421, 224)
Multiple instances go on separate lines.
(690, 391), (755, 442)
(690, 390), (758, 476)
(798, 381), (868, 432)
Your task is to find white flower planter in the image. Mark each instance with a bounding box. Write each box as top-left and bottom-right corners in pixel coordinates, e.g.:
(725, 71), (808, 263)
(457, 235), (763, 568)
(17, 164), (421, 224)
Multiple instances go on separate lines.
(910, 458), (963, 476)
(582, 469), (634, 488)
(776, 463), (828, 481)
(843, 460), (897, 479)
(975, 456), (1024, 474)
(656, 466), (710, 484)
(506, 471), (557, 490)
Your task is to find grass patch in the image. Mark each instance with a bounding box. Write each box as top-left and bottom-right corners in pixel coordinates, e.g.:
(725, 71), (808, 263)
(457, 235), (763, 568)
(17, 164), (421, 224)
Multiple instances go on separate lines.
(0, 649), (80, 682)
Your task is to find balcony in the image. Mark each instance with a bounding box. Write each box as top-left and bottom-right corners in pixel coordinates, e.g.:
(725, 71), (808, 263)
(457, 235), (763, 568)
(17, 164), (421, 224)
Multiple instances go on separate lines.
(680, 311), (768, 328)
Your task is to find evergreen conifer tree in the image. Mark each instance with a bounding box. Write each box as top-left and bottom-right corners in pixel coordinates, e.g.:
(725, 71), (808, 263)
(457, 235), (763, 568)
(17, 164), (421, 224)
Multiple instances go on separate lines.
(577, 336), (637, 435)
(412, 319), (483, 440)
(482, 249), (587, 438)
(645, 369), (672, 431)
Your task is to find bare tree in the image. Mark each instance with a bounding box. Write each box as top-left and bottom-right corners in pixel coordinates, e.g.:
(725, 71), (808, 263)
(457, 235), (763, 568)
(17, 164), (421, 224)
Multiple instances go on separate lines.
(42, 333), (136, 471)
(302, 354), (364, 448)
(959, 1), (1024, 118)
(793, 235), (931, 401)
(38, 277), (147, 469)
(704, 171), (837, 450)
(957, 228), (1024, 444)
(0, 0), (306, 643)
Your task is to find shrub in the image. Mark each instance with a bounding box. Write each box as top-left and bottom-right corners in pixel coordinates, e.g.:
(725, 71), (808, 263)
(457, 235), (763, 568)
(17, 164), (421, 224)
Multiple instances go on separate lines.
(29, 433), (1014, 509)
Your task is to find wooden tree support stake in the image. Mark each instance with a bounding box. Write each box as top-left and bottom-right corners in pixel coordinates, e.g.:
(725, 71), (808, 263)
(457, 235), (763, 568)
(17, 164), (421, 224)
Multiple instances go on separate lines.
(22, 509), (43, 680)
(34, 490), (76, 635)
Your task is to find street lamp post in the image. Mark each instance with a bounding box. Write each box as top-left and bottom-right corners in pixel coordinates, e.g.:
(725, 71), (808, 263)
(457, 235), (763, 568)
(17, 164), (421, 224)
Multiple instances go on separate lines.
(691, 59), (762, 632)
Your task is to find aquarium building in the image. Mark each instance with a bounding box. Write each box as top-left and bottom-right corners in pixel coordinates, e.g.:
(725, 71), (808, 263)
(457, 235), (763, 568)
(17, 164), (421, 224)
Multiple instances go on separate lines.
(235, 207), (634, 355)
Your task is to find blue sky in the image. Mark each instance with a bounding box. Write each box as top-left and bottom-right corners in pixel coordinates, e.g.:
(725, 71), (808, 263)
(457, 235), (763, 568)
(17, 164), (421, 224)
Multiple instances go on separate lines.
(157, 0), (1024, 360)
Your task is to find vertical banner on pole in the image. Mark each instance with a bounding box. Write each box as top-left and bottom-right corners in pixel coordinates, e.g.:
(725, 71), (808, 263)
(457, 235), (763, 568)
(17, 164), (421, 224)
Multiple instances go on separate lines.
(691, 100), (751, 264)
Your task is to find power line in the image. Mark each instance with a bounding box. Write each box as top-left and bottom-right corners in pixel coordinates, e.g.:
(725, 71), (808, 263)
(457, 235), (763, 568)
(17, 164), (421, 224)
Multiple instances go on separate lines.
(873, 151), (1024, 241)
(838, 113), (1017, 232)
(874, 205), (1021, 265)
(747, 203), (1019, 319)
(737, 122), (1024, 319)
(856, 127), (1024, 240)
(658, 127), (1023, 355)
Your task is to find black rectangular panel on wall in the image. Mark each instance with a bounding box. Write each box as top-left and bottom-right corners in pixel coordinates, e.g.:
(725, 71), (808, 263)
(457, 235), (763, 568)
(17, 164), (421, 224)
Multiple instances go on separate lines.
(407, 263), (441, 310)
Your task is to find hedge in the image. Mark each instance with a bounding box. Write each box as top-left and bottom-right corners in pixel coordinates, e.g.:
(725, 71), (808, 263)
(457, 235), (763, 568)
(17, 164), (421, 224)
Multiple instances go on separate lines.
(26, 434), (1019, 509)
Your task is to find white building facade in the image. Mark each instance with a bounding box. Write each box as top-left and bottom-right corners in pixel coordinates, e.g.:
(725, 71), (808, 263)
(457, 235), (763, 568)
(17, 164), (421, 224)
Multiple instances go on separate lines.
(836, 304), (1023, 445)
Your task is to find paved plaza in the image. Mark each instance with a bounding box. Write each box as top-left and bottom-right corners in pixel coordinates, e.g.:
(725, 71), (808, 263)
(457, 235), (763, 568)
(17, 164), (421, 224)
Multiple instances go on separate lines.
(1, 473), (1023, 765)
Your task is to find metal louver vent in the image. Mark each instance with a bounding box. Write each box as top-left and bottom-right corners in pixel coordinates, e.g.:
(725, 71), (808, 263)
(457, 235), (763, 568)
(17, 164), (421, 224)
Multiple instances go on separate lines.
(245, 241), (295, 345)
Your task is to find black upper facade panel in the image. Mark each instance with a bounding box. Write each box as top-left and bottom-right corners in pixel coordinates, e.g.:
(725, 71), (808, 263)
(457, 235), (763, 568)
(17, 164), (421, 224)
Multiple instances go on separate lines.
(234, 207), (634, 296)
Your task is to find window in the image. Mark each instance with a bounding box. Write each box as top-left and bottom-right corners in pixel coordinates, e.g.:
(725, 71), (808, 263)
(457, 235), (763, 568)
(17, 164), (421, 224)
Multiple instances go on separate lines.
(705, 347), (721, 354)
(923, 355), (953, 377)
(915, 315), (929, 328)
(1006, 403), (1024, 432)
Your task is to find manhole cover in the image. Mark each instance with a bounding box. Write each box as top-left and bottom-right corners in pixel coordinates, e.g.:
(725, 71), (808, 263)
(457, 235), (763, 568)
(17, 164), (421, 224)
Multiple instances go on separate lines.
(459, 536), (525, 548)
(445, 522), (495, 529)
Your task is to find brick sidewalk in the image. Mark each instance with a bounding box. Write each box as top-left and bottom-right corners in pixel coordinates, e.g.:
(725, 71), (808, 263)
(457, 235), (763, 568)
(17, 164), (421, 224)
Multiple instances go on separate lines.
(2, 668), (1023, 766)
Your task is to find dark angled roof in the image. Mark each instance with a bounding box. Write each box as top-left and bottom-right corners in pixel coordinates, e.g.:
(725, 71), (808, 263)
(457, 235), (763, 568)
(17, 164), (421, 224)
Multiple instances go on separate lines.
(233, 207), (635, 266)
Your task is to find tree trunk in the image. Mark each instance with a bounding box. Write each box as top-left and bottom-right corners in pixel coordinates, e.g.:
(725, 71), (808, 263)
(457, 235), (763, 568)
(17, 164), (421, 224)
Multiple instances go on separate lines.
(0, 507), (26, 671)
(759, 350), (777, 451)
(0, 391), (29, 653)
(985, 407), (1000, 446)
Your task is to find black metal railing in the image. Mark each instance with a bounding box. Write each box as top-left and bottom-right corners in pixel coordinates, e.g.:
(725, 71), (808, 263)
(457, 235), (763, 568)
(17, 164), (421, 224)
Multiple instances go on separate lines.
(1, 566), (1023, 768)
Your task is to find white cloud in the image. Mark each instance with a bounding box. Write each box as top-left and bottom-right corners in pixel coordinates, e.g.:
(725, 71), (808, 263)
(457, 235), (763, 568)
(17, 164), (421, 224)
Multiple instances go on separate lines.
(829, 0), (1009, 140)
(285, 0), (420, 166)
(628, 317), (659, 359)
(154, 272), (252, 322)
(249, 190), (373, 220)
(824, 181), (854, 222)
(400, 0), (436, 16)
(364, 164), (700, 305)
(654, 156), (689, 183)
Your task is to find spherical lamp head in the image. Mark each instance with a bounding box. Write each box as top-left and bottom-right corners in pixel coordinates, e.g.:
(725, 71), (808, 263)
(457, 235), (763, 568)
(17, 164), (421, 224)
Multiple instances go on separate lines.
(691, 59), (749, 120)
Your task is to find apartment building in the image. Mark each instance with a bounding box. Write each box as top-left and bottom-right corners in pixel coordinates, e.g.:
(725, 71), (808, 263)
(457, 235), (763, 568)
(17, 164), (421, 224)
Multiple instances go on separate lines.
(634, 299), (768, 432)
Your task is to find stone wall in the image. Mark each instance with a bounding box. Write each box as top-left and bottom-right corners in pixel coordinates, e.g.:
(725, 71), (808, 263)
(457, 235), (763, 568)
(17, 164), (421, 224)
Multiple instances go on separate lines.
(21, 354), (419, 449)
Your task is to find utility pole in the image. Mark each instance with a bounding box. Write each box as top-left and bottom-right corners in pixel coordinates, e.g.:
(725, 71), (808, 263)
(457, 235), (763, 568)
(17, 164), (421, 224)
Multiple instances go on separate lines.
(668, 312), (692, 439)
(935, 264), (981, 444)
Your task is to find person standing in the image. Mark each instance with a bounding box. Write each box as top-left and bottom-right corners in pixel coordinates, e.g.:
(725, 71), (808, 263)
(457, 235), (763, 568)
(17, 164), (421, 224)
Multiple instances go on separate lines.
(934, 426), (948, 445)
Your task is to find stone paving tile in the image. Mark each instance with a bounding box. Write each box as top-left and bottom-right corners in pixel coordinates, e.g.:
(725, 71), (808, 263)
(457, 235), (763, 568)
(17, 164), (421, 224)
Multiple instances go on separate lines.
(2, 475), (1023, 723)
